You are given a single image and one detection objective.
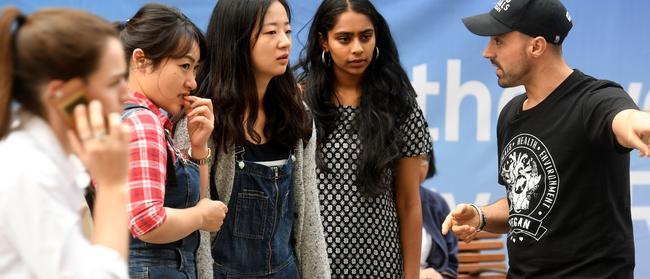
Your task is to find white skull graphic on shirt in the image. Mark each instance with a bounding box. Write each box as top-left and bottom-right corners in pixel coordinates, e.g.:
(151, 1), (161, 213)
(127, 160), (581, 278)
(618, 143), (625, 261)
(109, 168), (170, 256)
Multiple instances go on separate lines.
(501, 152), (542, 213)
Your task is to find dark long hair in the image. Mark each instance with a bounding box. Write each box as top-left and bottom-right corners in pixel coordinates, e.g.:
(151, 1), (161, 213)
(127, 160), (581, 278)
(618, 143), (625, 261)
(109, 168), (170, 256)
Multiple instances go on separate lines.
(0, 7), (117, 139)
(197, 0), (310, 151)
(297, 0), (417, 197)
(118, 3), (206, 70)
(426, 144), (437, 179)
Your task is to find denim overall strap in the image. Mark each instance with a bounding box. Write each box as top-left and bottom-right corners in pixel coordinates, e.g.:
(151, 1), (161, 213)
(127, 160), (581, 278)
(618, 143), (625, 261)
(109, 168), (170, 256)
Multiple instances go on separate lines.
(212, 147), (299, 278)
(123, 104), (201, 279)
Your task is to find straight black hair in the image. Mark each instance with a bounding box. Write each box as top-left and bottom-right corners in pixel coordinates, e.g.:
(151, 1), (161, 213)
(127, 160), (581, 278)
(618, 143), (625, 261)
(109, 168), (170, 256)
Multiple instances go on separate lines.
(197, 0), (310, 151)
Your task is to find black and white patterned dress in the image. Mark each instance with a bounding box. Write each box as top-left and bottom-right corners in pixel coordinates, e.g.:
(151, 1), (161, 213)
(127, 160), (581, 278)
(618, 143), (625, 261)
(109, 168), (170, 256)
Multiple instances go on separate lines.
(317, 105), (431, 279)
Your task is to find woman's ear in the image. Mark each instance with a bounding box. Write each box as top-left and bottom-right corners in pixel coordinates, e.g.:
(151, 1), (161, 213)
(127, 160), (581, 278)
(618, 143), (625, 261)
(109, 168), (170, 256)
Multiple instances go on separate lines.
(318, 32), (328, 52)
(43, 78), (88, 128)
(130, 48), (148, 71)
(42, 79), (67, 126)
(44, 80), (66, 101)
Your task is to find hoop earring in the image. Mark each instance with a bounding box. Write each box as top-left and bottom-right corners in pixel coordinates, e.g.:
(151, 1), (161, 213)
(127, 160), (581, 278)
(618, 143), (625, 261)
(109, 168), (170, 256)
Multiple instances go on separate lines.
(374, 47), (379, 61)
(321, 50), (331, 67)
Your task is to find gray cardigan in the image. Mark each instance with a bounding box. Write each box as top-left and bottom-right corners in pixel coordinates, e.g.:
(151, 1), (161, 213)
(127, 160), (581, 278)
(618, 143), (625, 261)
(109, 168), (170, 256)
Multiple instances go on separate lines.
(174, 118), (331, 279)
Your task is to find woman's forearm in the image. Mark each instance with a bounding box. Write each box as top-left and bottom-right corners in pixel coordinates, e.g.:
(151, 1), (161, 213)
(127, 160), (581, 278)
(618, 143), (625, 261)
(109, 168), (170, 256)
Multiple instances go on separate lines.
(199, 163), (209, 199)
(396, 157), (424, 279)
(137, 206), (203, 244)
(397, 199), (422, 279)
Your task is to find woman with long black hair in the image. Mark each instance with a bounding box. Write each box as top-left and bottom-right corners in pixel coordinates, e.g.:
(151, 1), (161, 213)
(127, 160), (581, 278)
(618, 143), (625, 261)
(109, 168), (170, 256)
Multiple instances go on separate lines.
(297, 0), (431, 278)
(174, 0), (330, 278)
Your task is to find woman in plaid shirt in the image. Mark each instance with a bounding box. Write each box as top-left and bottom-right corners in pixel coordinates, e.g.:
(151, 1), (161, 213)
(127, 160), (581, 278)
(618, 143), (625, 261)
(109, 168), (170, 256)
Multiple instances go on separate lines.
(116, 4), (227, 279)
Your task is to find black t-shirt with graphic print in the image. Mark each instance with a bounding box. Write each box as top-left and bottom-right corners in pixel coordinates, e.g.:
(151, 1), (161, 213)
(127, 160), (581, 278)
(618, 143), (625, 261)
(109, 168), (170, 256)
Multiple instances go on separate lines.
(496, 70), (637, 278)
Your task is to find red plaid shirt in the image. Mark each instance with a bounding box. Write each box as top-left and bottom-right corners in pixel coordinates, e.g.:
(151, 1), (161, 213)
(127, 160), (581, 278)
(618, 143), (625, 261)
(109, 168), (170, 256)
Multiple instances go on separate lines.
(123, 92), (176, 237)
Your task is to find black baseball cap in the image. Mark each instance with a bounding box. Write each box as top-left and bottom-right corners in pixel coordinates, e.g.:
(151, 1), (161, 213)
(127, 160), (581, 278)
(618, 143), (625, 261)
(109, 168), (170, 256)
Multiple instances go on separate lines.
(462, 0), (573, 45)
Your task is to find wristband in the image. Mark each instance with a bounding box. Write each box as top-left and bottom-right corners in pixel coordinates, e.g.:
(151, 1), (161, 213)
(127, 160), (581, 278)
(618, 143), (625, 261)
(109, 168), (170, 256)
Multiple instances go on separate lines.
(469, 203), (487, 231)
(188, 147), (211, 165)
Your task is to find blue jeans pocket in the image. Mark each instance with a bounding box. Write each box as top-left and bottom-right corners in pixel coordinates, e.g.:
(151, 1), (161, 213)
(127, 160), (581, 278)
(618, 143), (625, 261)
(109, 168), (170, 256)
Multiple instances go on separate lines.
(128, 266), (148, 279)
(234, 189), (268, 239)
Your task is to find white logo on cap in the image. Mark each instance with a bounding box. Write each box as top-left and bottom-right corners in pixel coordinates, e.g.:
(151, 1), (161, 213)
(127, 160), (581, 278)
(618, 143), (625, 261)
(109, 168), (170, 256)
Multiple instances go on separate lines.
(494, 0), (512, 12)
(554, 35), (560, 44)
(566, 11), (572, 22)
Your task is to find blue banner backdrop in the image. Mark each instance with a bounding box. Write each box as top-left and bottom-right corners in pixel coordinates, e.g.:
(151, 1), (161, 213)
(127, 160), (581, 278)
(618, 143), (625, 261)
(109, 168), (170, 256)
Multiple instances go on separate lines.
(5, 0), (649, 276)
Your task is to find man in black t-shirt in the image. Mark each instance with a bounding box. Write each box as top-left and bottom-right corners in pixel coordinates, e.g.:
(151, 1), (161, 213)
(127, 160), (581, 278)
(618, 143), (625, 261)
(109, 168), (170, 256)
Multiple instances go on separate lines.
(441, 0), (650, 278)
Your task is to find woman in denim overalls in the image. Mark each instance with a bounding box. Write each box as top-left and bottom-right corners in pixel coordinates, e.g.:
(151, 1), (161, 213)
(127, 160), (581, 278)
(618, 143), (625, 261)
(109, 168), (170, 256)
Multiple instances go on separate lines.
(172, 0), (331, 278)
(210, 147), (299, 278)
(117, 4), (228, 278)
